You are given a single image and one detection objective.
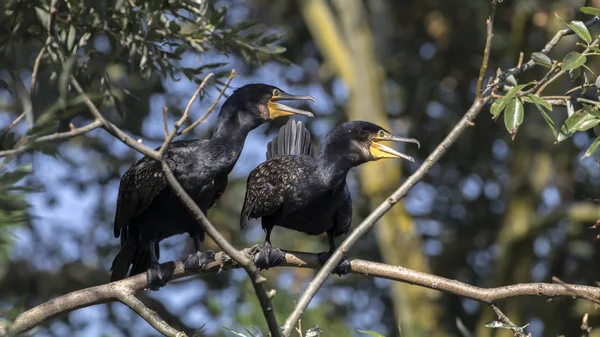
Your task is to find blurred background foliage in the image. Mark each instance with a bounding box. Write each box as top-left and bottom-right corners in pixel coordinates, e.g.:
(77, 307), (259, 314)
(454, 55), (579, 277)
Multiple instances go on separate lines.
(2, 0), (600, 336)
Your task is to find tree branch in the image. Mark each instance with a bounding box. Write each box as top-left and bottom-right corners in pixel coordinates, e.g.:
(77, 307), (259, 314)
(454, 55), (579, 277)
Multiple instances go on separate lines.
(281, 57), (493, 337)
(476, 0), (497, 99)
(7, 250), (600, 336)
(116, 290), (188, 337)
(0, 120), (103, 157)
(179, 70), (237, 135)
(498, 16), (600, 89)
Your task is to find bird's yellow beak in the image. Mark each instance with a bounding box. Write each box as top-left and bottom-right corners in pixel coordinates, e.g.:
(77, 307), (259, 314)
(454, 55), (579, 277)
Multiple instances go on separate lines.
(267, 92), (316, 119)
(369, 132), (420, 162)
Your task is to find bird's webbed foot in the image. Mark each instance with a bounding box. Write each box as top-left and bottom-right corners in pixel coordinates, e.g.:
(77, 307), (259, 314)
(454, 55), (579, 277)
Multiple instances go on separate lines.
(147, 261), (176, 291)
(317, 251), (351, 276)
(184, 250), (216, 271)
(253, 242), (285, 270)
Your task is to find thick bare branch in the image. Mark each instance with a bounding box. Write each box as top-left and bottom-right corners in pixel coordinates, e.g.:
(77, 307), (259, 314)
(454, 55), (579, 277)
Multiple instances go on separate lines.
(7, 250), (600, 336)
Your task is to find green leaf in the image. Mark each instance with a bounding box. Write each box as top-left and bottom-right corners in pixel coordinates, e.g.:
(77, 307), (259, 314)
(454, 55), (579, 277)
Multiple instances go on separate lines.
(525, 95), (557, 139)
(490, 84), (526, 119)
(526, 94), (552, 111)
(562, 52), (587, 71)
(0, 165), (32, 189)
(581, 7), (600, 17)
(67, 25), (77, 51)
(490, 99), (504, 119)
(34, 6), (50, 28)
(59, 55), (77, 105)
(222, 327), (251, 337)
(565, 20), (592, 44)
(558, 110), (600, 142)
(583, 135), (600, 158)
(504, 98), (524, 140)
(532, 52), (552, 68)
(358, 330), (387, 337)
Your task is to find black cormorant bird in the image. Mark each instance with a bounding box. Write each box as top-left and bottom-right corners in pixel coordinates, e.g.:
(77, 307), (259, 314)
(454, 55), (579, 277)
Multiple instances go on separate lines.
(111, 84), (315, 289)
(241, 119), (419, 275)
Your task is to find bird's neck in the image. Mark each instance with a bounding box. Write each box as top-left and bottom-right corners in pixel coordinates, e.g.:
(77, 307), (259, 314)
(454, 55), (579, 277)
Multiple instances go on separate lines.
(205, 107), (258, 170)
(316, 152), (354, 187)
(211, 106), (257, 148)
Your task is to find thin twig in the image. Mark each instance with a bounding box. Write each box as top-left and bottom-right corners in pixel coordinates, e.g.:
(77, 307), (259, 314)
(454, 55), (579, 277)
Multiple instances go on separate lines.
(0, 120), (103, 157)
(8, 251), (600, 336)
(116, 291), (188, 337)
(490, 304), (527, 337)
(162, 107), (169, 138)
(553, 276), (600, 306)
(48, 0), (58, 35)
(179, 69), (237, 135)
(498, 16), (600, 89)
(47, 39), (161, 160)
(476, 0), (497, 99)
(1, 112), (26, 137)
(158, 72), (214, 158)
(30, 37), (51, 104)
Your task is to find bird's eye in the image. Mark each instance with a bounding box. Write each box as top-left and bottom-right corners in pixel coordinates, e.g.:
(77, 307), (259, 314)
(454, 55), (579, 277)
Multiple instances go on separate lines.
(273, 89), (280, 96)
(378, 130), (385, 137)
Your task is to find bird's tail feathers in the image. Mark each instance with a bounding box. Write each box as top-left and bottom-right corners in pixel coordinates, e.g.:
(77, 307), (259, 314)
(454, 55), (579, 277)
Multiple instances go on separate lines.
(266, 119), (313, 159)
(110, 238), (153, 282)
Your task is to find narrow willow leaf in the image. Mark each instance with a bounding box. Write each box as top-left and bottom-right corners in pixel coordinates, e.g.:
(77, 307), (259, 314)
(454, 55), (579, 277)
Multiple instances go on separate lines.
(58, 55), (77, 105)
(491, 84), (526, 120)
(0, 165), (33, 188)
(559, 111), (600, 142)
(562, 52), (587, 71)
(582, 135), (600, 159)
(581, 7), (600, 17)
(490, 99), (504, 119)
(34, 7), (50, 28)
(565, 20), (592, 44)
(526, 96), (558, 139)
(358, 330), (386, 337)
(504, 98), (524, 140)
(526, 94), (553, 111)
(67, 25), (76, 51)
(531, 52), (552, 67)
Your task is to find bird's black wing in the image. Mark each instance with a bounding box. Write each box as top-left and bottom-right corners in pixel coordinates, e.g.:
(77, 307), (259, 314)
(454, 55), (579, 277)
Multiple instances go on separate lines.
(241, 156), (312, 229)
(113, 140), (202, 237)
(332, 184), (353, 237)
(266, 119), (313, 159)
(114, 156), (166, 238)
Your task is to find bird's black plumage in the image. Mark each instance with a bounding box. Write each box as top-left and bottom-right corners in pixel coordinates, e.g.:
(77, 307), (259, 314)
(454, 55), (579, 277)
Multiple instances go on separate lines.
(242, 119), (419, 275)
(111, 84), (315, 289)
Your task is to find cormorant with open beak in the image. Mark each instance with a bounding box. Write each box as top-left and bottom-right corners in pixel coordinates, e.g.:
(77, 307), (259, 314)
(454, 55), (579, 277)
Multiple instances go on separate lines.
(111, 84), (315, 289)
(241, 119), (419, 275)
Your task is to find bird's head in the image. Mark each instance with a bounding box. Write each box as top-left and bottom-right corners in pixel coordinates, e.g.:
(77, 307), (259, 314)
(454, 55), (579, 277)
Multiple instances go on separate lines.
(322, 121), (420, 166)
(225, 84), (316, 123)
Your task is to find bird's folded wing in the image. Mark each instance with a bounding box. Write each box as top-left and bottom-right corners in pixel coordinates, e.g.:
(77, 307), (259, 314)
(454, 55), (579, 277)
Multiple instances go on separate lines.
(240, 163), (285, 229)
(113, 157), (167, 237)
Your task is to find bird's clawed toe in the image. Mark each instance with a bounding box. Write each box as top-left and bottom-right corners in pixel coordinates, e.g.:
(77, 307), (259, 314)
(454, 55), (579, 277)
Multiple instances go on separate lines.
(147, 261), (176, 291)
(254, 243), (285, 270)
(184, 250), (216, 271)
(317, 251), (351, 276)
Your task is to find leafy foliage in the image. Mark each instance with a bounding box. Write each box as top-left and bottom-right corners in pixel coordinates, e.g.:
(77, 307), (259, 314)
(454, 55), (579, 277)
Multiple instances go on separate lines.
(491, 7), (600, 155)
